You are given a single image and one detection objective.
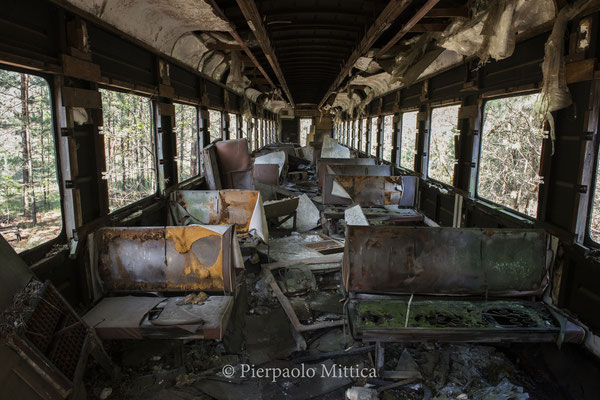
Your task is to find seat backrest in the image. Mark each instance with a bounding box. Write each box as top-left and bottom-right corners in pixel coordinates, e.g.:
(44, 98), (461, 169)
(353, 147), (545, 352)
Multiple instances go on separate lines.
(343, 226), (548, 296)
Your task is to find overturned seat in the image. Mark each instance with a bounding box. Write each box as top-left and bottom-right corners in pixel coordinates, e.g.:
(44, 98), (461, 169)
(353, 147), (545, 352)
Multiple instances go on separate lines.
(84, 225), (241, 340)
(169, 189), (268, 242)
(343, 226), (585, 344)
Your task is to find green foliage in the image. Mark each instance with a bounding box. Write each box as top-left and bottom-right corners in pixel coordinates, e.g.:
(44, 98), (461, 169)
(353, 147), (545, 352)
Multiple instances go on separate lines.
(400, 111), (417, 170)
(100, 89), (155, 211)
(479, 93), (543, 217)
(429, 105), (460, 185)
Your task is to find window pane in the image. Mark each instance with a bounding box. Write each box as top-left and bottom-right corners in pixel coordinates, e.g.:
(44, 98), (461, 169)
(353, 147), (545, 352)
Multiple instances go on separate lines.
(208, 109), (221, 142)
(479, 94), (543, 217)
(361, 119), (367, 153)
(400, 111), (417, 170)
(258, 119), (262, 148)
(429, 105), (459, 185)
(229, 113), (237, 139)
(101, 89), (155, 211)
(353, 120), (359, 149)
(383, 115), (394, 162)
(0, 70), (61, 252)
(300, 118), (311, 147)
(370, 117), (378, 156)
(251, 118), (256, 151)
(175, 104), (198, 182)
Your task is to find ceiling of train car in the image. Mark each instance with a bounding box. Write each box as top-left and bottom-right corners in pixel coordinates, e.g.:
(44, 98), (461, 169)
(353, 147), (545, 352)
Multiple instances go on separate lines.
(216, 0), (472, 106)
(218, 0), (391, 105)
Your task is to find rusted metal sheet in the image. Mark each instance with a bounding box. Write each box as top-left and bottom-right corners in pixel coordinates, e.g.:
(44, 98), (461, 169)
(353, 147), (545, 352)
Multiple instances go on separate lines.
(343, 226), (548, 296)
(323, 175), (405, 206)
(321, 164), (393, 191)
(170, 190), (268, 242)
(317, 158), (376, 187)
(263, 197), (299, 219)
(96, 226), (235, 293)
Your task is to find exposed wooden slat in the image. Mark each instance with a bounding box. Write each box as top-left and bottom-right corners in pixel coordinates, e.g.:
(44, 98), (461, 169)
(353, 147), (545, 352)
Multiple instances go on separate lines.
(375, 0), (442, 58)
(205, 42), (243, 50)
(317, 0), (415, 108)
(236, 0), (296, 107)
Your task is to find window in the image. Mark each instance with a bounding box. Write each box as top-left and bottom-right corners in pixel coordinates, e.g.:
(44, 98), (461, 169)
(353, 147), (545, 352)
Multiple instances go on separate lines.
(299, 118), (311, 147)
(0, 70), (61, 253)
(591, 158), (600, 242)
(383, 115), (394, 162)
(361, 119), (367, 153)
(101, 89), (156, 211)
(229, 113), (238, 139)
(208, 109), (221, 142)
(353, 120), (359, 149)
(400, 111), (417, 170)
(257, 119), (263, 148)
(429, 105), (460, 185)
(478, 93), (543, 217)
(370, 117), (378, 156)
(174, 104), (199, 182)
(250, 118), (256, 151)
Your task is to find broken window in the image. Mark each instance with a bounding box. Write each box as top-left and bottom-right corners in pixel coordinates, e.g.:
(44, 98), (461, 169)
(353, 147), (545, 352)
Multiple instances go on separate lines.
(400, 111), (417, 170)
(299, 118), (311, 147)
(370, 117), (378, 157)
(478, 93), (543, 217)
(382, 115), (394, 162)
(174, 103), (199, 182)
(208, 109), (221, 142)
(229, 113), (237, 139)
(241, 117), (249, 148)
(360, 119), (367, 153)
(258, 119), (263, 148)
(353, 120), (359, 149)
(0, 70), (62, 253)
(101, 89), (156, 212)
(429, 105), (460, 185)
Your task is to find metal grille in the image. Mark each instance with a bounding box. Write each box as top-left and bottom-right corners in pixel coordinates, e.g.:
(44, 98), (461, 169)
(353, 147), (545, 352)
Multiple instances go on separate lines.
(22, 283), (87, 380)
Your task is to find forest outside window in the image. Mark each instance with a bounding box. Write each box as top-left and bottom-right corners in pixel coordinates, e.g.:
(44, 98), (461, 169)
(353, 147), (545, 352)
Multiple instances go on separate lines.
(429, 105), (459, 185)
(400, 111), (417, 170)
(208, 109), (221, 142)
(353, 120), (359, 149)
(300, 118), (311, 147)
(383, 115), (393, 162)
(361, 119), (367, 153)
(175, 104), (199, 182)
(478, 93), (543, 218)
(0, 70), (61, 253)
(370, 117), (378, 156)
(229, 113), (238, 139)
(101, 89), (156, 212)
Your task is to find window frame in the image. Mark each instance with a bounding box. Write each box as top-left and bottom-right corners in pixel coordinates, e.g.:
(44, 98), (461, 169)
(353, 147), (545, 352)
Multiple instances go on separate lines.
(427, 103), (461, 187)
(474, 91), (543, 221)
(173, 101), (202, 184)
(0, 66), (67, 255)
(398, 108), (419, 172)
(99, 86), (160, 213)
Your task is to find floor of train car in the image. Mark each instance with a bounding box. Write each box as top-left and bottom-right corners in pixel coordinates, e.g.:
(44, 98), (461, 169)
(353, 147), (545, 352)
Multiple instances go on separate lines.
(83, 164), (600, 400)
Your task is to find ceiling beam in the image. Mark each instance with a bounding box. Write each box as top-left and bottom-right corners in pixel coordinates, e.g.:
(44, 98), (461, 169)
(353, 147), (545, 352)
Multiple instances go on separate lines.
(204, 1), (279, 97)
(375, 0), (441, 58)
(236, 0), (296, 107)
(206, 42), (243, 50)
(317, 0), (415, 108)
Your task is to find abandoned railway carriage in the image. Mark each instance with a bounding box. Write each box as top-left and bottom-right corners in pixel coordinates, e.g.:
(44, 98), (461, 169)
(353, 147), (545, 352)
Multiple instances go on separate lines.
(2, 0), (600, 398)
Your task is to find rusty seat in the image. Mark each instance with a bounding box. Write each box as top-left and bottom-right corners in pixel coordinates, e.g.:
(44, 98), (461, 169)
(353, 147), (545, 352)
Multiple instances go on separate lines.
(83, 225), (241, 340)
(343, 226), (585, 344)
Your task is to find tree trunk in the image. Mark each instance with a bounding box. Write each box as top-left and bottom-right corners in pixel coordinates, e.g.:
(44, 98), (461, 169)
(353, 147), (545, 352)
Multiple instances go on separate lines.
(20, 73), (36, 225)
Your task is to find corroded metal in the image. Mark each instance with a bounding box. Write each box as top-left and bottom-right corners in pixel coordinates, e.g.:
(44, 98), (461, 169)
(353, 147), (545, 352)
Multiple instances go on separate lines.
(96, 226), (235, 293)
(343, 226), (548, 296)
(323, 175), (407, 206)
(317, 158), (376, 188)
(170, 190), (268, 241)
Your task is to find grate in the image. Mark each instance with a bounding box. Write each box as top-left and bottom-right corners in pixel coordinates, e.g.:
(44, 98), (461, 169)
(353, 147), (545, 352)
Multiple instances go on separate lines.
(22, 283), (87, 381)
